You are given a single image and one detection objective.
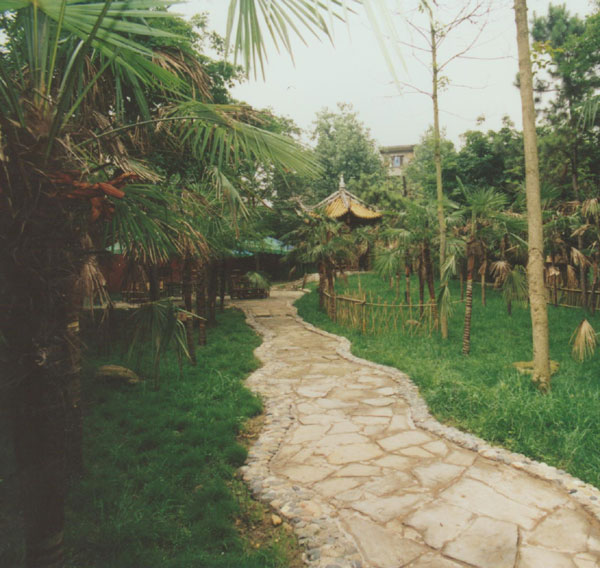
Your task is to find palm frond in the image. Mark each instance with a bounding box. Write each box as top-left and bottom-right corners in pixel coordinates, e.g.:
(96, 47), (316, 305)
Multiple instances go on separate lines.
(245, 270), (271, 290)
(502, 265), (528, 309)
(570, 319), (597, 362)
(127, 299), (197, 387)
(490, 260), (511, 286)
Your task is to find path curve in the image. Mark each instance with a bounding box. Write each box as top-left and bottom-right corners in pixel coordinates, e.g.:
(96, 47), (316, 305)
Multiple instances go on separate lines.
(235, 291), (600, 568)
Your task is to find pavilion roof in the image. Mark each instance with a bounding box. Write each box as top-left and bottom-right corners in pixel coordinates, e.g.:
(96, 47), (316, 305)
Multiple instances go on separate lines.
(311, 177), (382, 221)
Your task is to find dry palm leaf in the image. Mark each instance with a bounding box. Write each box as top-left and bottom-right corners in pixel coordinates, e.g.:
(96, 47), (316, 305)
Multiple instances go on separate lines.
(566, 264), (579, 289)
(490, 260), (511, 286)
(571, 247), (590, 268)
(570, 319), (597, 362)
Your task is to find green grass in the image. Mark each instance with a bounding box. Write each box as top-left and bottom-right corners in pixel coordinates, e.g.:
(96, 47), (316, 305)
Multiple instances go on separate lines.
(65, 308), (297, 568)
(296, 273), (600, 488)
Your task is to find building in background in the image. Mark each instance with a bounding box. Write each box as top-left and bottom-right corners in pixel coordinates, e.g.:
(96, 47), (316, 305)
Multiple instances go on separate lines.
(380, 144), (415, 177)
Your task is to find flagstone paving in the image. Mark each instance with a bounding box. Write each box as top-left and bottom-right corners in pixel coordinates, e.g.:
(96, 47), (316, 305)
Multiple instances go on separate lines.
(235, 291), (600, 568)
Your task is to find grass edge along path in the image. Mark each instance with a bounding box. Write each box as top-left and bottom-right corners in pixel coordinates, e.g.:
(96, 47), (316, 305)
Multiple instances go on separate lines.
(295, 274), (600, 490)
(64, 307), (302, 568)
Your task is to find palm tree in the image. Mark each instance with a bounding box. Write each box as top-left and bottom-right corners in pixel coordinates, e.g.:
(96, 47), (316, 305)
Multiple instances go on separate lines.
(459, 186), (508, 355)
(286, 212), (356, 311)
(0, 3), (321, 565)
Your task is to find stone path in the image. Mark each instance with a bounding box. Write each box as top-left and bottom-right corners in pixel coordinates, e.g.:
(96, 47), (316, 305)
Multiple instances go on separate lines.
(235, 291), (600, 568)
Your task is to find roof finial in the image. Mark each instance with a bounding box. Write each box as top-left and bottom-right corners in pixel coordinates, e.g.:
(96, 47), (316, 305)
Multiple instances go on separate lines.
(339, 174), (346, 191)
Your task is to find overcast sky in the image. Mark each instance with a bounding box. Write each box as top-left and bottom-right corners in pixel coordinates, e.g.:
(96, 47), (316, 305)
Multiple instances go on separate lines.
(180, 1), (596, 149)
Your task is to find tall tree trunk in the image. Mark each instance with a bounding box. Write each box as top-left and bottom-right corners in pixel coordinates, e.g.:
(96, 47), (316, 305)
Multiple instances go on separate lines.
(418, 256), (425, 317)
(591, 260), (599, 315)
(195, 263), (207, 345)
(405, 262), (412, 307)
(430, 17), (448, 339)
(5, 241), (85, 568)
(423, 241), (439, 327)
(480, 253), (487, 307)
(219, 260), (226, 312)
(318, 261), (327, 310)
(147, 263), (160, 301)
(570, 115), (588, 309)
(182, 255), (196, 365)
(207, 260), (218, 326)
(514, 0), (551, 391)
(462, 246), (475, 355)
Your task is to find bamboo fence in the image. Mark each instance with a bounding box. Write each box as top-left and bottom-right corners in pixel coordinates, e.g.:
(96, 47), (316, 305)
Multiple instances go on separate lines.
(323, 290), (460, 336)
(545, 285), (600, 310)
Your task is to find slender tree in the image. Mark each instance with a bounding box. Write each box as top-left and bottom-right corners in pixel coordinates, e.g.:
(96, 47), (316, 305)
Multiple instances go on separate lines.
(514, 0), (551, 390)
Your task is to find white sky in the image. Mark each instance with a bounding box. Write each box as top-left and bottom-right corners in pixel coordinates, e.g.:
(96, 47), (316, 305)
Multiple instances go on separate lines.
(180, 1), (596, 148)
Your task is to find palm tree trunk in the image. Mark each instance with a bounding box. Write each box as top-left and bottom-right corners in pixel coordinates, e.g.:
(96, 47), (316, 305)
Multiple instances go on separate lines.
(219, 260), (226, 312)
(195, 263), (207, 345)
(418, 256), (425, 317)
(514, 0), (551, 390)
(207, 260), (218, 327)
(182, 255), (196, 365)
(481, 254), (487, 307)
(147, 263), (160, 301)
(405, 263), (412, 307)
(6, 248), (85, 568)
(318, 261), (326, 310)
(423, 241), (439, 328)
(462, 248), (475, 355)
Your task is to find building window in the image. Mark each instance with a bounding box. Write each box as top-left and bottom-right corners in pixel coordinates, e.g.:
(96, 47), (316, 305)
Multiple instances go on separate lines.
(392, 155), (403, 168)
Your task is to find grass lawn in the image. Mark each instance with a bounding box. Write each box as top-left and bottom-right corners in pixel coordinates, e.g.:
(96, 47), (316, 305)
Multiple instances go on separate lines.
(65, 308), (300, 568)
(296, 273), (600, 489)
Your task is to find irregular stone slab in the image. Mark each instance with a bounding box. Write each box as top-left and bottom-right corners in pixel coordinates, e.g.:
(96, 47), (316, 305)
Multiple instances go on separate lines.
(408, 552), (464, 567)
(376, 387), (396, 396)
(467, 459), (568, 510)
(327, 443), (383, 465)
(315, 433), (370, 448)
(375, 455), (412, 469)
(343, 515), (428, 568)
(378, 430), (434, 451)
(422, 440), (449, 456)
(353, 415), (391, 425)
(518, 546), (577, 568)
(317, 398), (355, 409)
(335, 463), (382, 477)
(289, 424), (329, 444)
(354, 406), (394, 417)
(362, 472), (417, 496)
(363, 397), (394, 407)
(387, 414), (412, 431)
(405, 501), (474, 549)
(574, 553), (600, 568)
(445, 449), (477, 467)
(400, 447), (435, 458)
(296, 387), (331, 398)
(280, 464), (332, 484)
(328, 420), (361, 434)
(363, 424), (389, 436)
(440, 477), (544, 530)
(313, 477), (362, 497)
(413, 462), (464, 488)
(524, 508), (590, 553)
(443, 517), (518, 568)
(352, 494), (425, 522)
(298, 413), (343, 425)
